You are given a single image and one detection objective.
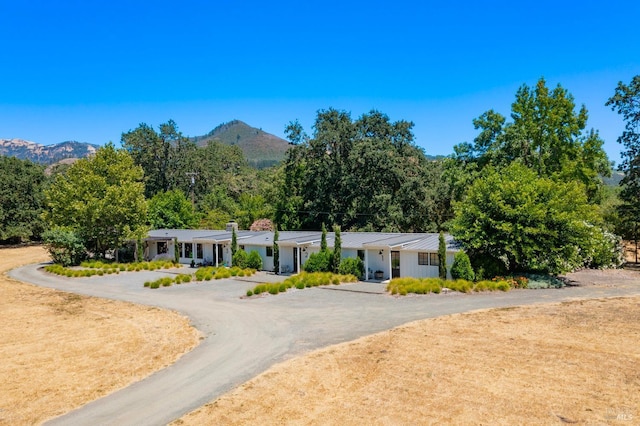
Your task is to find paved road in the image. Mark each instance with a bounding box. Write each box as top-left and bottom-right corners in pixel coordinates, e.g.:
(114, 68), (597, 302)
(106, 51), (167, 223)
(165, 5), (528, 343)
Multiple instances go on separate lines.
(9, 264), (640, 426)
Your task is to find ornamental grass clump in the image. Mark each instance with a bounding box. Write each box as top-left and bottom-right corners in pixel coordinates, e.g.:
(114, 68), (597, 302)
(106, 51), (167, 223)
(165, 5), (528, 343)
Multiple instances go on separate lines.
(388, 276), (509, 295)
(247, 272), (356, 297)
(387, 277), (443, 295)
(473, 279), (511, 292)
(447, 279), (473, 293)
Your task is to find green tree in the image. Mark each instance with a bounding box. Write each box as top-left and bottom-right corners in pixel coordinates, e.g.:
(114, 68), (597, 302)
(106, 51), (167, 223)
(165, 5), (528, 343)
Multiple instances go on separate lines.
(606, 75), (640, 244)
(231, 227), (238, 260)
(438, 231), (447, 279)
(276, 108), (437, 231)
(458, 78), (610, 202)
(44, 143), (147, 258)
(0, 156), (47, 243)
(332, 226), (342, 273)
(451, 163), (617, 274)
(320, 223), (328, 252)
(148, 189), (197, 229)
(273, 227), (280, 273)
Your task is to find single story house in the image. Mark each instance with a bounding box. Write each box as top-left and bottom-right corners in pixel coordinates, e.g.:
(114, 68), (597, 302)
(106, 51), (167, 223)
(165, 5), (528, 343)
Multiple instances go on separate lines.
(146, 228), (460, 281)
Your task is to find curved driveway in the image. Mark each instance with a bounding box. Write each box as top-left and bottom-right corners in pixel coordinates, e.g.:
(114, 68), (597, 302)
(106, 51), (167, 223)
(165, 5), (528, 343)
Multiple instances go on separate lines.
(10, 264), (640, 426)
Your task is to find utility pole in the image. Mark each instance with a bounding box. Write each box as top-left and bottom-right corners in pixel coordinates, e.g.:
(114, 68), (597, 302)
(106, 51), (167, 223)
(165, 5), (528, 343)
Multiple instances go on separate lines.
(185, 172), (198, 208)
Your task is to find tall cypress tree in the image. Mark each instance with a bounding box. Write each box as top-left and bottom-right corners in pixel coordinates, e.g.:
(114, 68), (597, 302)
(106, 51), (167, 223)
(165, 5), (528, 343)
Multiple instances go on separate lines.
(332, 226), (342, 273)
(320, 223), (328, 252)
(273, 227), (279, 274)
(438, 231), (447, 279)
(231, 227), (238, 260)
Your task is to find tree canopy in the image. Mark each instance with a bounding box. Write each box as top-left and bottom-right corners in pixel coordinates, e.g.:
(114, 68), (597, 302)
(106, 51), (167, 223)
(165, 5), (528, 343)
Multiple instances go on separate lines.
(44, 143), (147, 258)
(606, 75), (640, 240)
(275, 108), (445, 231)
(148, 189), (198, 230)
(451, 163), (620, 275)
(0, 156), (47, 243)
(455, 78), (610, 202)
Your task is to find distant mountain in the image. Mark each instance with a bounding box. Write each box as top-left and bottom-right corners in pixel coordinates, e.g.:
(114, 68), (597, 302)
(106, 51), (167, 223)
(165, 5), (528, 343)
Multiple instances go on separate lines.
(0, 139), (99, 164)
(191, 120), (290, 168)
(603, 170), (624, 187)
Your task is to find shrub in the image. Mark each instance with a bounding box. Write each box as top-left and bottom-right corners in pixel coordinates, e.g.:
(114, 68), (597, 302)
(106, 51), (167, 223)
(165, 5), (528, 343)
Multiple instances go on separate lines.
(246, 250), (263, 270)
(338, 257), (364, 278)
(451, 252), (475, 281)
(246, 290), (253, 297)
(303, 250), (332, 273)
(233, 249), (249, 269)
(42, 227), (87, 266)
(149, 281), (160, 289)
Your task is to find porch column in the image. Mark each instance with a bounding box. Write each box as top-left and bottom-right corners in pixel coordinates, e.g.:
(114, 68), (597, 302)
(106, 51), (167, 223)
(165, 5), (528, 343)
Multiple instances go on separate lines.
(388, 249), (392, 280)
(297, 247), (301, 274)
(215, 244), (219, 267)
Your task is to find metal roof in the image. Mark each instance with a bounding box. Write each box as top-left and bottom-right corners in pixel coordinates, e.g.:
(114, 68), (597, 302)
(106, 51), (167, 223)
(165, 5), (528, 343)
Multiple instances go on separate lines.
(147, 229), (460, 252)
(148, 229), (225, 241)
(402, 234), (460, 252)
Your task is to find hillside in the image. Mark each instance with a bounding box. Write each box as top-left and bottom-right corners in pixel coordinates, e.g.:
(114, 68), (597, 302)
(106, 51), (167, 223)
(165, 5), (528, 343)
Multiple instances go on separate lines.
(0, 139), (98, 164)
(191, 120), (290, 168)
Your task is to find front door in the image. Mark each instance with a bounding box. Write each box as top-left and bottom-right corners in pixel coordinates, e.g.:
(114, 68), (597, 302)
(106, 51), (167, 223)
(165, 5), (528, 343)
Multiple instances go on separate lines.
(391, 251), (400, 278)
(217, 244), (224, 265)
(293, 247), (298, 273)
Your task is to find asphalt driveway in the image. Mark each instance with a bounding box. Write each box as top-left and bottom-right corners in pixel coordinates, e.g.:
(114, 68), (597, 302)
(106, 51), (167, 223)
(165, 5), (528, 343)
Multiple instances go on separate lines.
(9, 264), (640, 426)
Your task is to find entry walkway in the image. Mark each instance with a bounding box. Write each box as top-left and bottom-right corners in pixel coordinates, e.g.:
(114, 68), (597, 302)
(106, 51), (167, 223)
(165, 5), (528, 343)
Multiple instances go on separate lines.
(9, 264), (640, 426)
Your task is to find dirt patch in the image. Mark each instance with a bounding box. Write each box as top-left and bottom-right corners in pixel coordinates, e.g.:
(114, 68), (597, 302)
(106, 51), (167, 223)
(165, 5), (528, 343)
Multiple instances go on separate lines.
(0, 246), (200, 425)
(177, 283), (640, 424)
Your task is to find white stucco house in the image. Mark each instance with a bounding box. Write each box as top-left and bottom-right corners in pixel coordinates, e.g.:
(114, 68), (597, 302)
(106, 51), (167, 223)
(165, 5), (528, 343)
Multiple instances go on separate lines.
(145, 227), (460, 281)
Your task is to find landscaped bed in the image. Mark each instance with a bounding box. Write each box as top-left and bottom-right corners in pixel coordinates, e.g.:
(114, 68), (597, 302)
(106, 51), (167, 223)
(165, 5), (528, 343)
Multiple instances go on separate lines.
(44, 260), (179, 277)
(247, 272), (358, 296)
(387, 276), (529, 295)
(144, 266), (257, 289)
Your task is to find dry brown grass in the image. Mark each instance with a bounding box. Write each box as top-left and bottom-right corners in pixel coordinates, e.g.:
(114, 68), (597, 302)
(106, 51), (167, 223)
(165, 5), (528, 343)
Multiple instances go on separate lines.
(178, 296), (640, 425)
(0, 246), (200, 425)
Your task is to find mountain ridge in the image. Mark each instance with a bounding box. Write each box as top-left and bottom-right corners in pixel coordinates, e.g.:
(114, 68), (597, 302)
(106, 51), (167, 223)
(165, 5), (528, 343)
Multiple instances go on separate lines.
(0, 139), (99, 164)
(190, 120), (290, 168)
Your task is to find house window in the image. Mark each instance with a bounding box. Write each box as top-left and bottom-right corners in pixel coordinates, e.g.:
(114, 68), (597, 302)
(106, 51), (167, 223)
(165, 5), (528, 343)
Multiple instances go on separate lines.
(429, 253), (440, 266)
(266, 247), (273, 257)
(357, 250), (365, 260)
(157, 241), (167, 254)
(185, 243), (193, 259)
(178, 243), (183, 258)
(196, 243), (203, 259)
(418, 252), (429, 265)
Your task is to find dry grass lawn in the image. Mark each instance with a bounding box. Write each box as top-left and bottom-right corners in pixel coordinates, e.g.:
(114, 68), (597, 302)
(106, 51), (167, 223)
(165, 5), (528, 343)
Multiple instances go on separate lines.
(0, 246), (200, 425)
(177, 295), (640, 425)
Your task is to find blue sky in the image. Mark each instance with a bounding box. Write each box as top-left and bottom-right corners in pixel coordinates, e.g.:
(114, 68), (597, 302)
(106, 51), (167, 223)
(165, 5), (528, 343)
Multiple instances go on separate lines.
(2, 1), (639, 163)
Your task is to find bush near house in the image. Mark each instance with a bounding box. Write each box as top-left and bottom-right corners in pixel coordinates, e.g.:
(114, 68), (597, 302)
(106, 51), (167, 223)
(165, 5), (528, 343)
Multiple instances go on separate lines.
(450, 251), (475, 281)
(338, 257), (364, 278)
(232, 249), (249, 268)
(303, 250), (332, 273)
(247, 250), (263, 270)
